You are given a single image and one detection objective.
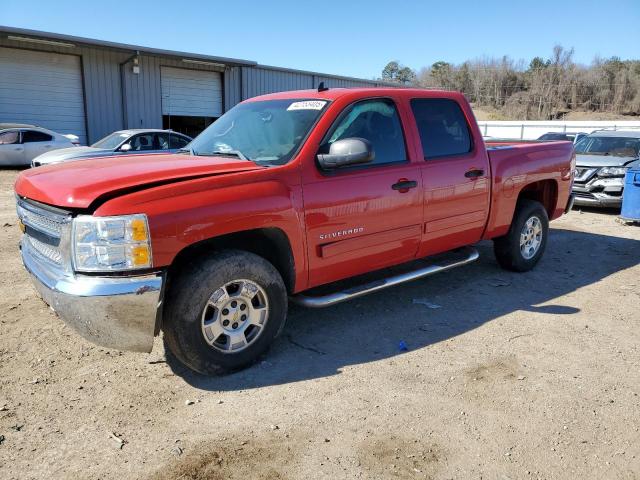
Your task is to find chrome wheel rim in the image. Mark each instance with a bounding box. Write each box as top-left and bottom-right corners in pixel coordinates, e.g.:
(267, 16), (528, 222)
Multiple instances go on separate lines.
(520, 216), (542, 260)
(201, 279), (269, 353)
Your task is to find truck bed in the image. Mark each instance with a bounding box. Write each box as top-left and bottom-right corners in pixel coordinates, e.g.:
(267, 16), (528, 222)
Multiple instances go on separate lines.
(482, 140), (575, 239)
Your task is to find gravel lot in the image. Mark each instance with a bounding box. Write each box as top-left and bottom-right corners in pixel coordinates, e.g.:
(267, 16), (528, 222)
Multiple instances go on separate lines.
(0, 168), (639, 480)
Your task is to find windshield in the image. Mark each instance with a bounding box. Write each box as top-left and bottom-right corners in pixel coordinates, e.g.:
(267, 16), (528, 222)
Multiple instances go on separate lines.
(575, 136), (640, 157)
(91, 132), (130, 149)
(187, 99), (329, 165)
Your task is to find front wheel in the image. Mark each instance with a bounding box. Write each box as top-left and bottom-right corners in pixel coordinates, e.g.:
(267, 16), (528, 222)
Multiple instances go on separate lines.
(493, 199), (549, 272)
(163, 250), (288, 375)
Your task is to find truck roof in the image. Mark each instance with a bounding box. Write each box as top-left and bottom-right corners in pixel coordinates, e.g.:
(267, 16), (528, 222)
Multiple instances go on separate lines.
(247, 87), (460, 103)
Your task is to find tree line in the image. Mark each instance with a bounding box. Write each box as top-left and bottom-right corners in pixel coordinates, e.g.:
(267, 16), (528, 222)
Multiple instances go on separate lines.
(381, 46), (640, 119)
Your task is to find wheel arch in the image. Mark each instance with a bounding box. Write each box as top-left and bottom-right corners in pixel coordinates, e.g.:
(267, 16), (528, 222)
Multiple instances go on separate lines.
(168, 227), (296, 294)
(516, 179), (558, 218)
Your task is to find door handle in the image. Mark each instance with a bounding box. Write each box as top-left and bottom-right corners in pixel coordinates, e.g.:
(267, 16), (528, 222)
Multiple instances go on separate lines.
(392, 180), (418, 191)
(465, 169), (484, 178)
(14, 147), (23, 151)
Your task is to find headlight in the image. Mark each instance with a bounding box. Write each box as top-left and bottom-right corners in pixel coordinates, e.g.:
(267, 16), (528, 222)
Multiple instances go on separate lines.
(72, 214), (152, 272)
(598, 166), (628, 177)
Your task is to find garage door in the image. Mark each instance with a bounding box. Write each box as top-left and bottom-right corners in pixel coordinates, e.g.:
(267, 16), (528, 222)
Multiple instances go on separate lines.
(160, 67), (223, 118)
(0, 47), (87, 144)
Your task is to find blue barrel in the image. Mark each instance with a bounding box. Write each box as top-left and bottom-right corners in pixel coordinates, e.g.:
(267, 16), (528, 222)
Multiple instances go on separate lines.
(621, 168), (640, 221)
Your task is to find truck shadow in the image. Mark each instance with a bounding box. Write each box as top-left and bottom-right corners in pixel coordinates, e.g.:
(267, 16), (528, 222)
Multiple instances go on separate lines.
(165, 227), (640, 390)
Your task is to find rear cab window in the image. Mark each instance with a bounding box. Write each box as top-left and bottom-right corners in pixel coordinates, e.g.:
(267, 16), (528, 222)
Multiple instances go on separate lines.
(319, 98), (407, 169)
(410, 98), (472, 159)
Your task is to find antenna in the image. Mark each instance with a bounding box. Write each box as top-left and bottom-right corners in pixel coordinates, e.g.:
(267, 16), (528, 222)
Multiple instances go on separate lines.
(317, 81), (329, 92)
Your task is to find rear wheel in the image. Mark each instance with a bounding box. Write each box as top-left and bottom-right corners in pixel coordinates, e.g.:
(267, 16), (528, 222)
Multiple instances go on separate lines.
(163, 250), (288, 375)
(493, 199), (549, 272)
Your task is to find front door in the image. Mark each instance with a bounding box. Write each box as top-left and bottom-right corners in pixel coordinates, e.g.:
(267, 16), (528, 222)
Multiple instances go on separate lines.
(302, 98), (423, 287)
(409, 97), (491, 256)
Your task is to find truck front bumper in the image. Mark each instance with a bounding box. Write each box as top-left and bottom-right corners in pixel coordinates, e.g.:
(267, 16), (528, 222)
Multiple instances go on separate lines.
(21, 240), (164, 353)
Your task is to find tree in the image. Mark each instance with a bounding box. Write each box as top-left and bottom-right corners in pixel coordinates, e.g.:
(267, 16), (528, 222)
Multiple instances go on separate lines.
(381, 61), (416, 85)
(385, 47), (640, 119)
(381, 61), (400, 82)
(397, 67), (416, 85)
(528, 57), (549, 72)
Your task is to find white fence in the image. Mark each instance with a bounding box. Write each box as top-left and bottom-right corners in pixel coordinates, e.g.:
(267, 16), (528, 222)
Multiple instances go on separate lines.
(476, 121), (640, 140)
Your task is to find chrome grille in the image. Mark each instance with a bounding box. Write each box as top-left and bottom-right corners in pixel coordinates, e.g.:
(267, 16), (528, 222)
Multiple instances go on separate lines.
(24, 235), (64, 265)
(16, 198), (71, 268)
(16, 200), (68, 238)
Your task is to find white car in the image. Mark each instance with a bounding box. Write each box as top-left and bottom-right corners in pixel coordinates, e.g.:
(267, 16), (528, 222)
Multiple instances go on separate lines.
(31, 129), (193, 167)
(0, 126), (80, 166)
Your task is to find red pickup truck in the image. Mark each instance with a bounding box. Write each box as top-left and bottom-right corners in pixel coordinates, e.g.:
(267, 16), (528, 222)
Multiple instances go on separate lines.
(15, 87), (575, 375)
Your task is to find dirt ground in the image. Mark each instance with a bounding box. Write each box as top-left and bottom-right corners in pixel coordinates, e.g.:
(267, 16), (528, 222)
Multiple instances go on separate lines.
(0, 168), (639, 480)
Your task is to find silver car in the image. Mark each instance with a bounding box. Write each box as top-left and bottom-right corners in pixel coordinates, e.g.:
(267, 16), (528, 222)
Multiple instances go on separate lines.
(0, 126), (80, 166)
(32, 129), (192, 167)
(572, 130), (640, 207)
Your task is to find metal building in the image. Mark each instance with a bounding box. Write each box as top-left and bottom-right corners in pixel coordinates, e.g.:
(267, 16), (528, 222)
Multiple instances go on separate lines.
(0, 26), (387, 144)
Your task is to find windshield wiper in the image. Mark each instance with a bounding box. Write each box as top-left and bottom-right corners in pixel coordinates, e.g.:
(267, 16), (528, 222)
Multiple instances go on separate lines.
(176, 147), (195, 155)
(209, 150), (248, 161)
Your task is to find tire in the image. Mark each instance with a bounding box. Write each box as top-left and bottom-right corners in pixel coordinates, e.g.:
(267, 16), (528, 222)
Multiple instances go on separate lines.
(493, 199), (549, 272)
(163, 250), (288, 375)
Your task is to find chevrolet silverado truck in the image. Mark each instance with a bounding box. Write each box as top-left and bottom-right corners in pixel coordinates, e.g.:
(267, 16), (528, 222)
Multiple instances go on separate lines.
(15, 87), (575, 375)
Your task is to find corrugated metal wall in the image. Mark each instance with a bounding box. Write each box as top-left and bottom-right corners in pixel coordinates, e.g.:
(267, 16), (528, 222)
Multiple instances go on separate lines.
(241, 66), (313, 99)
(1, 35), (390, 144)
(239, 66), (384, 100)
(81, 48), (126, 142)
(224, 67), (242, 111)
(314, 75), (381, 89)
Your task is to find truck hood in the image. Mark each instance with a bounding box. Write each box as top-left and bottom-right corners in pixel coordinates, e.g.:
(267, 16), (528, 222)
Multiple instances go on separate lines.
(34, 146), (112, 164)
(15, 153), (263, 209)
(575, 153), (639, 168)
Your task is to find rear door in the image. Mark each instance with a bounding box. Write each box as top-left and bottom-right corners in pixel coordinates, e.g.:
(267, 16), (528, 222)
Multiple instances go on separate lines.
(409, 97), (491, 256)
(302, 98), (423, 287)
(22, 130), (55, 163)
(0, 130), (24, 165)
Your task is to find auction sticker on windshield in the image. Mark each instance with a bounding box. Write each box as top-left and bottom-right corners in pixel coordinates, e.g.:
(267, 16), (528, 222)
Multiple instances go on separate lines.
(287, 101), (327, 111)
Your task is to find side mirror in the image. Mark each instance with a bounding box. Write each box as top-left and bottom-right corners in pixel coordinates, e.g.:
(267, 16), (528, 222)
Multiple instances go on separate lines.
(119, 143), (132, 152)
(317, 138), (374, 169)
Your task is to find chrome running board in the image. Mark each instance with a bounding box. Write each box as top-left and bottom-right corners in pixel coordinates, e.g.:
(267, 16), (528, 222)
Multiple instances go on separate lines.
(290, 246), (479, 308)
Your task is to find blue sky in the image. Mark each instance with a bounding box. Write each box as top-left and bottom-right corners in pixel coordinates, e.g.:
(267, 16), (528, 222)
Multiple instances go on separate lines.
(2, 0), (639, 79)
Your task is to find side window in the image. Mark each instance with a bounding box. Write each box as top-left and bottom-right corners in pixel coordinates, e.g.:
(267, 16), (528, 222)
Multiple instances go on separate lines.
(321, 99), (407, 167)
(22, 130), (53, 143)
(156, 133), (170, 150)
(169, 134), (190, 149)
(410, 98), (472, 159)
(0, 131), (20, 145)
(129, 134), (155, 151)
